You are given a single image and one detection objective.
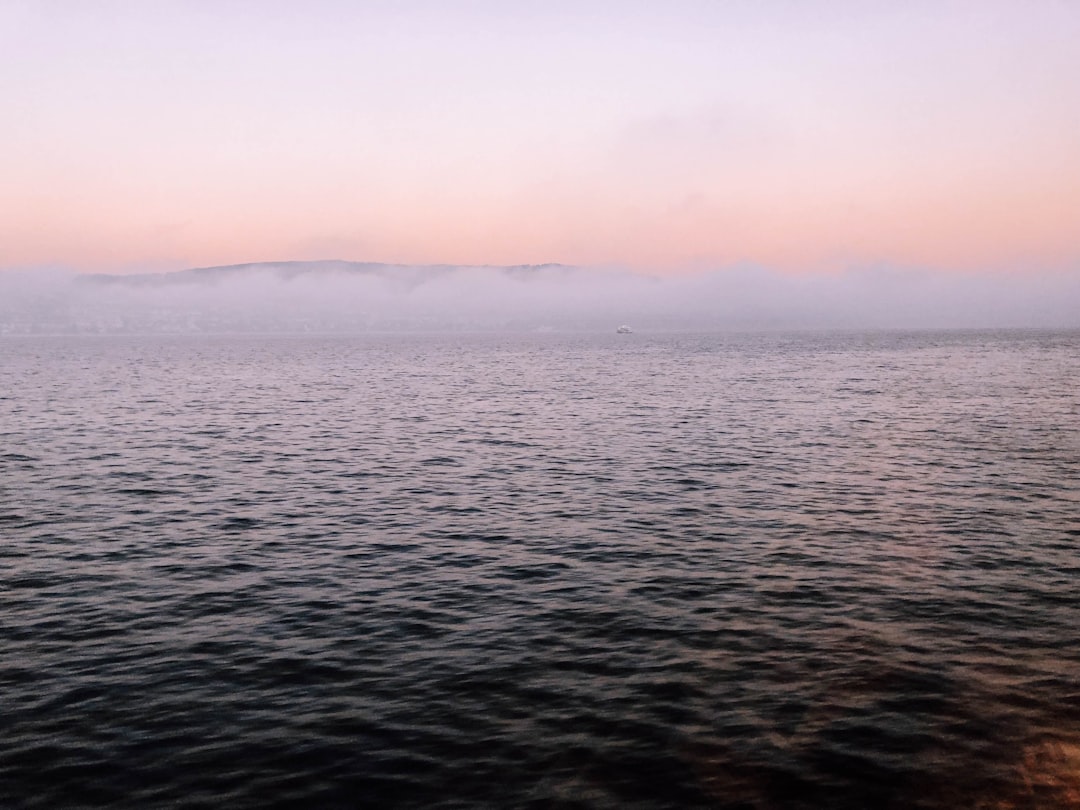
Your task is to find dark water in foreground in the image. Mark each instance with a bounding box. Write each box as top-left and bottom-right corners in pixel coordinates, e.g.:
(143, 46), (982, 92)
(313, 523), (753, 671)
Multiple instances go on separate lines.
(2, 330), (1079, 809)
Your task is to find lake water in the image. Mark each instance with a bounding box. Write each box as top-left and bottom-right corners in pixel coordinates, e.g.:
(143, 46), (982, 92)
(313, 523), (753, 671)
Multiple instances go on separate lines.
(2, 330), (1079, 809)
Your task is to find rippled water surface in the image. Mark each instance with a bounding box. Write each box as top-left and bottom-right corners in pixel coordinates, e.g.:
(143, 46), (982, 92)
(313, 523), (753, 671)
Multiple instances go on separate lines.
(3, 330), (1079, 809)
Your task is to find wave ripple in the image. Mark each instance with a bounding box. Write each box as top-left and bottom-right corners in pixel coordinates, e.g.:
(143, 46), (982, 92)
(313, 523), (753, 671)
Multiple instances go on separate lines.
(2, 331), (1079, 809)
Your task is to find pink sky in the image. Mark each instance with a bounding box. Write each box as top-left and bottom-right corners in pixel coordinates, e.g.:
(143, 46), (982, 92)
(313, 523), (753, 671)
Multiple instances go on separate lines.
(2, 1), (1078, 274)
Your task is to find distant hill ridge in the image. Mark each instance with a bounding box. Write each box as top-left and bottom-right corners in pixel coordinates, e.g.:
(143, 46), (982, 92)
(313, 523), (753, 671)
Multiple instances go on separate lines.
(79, 261), (572, 286)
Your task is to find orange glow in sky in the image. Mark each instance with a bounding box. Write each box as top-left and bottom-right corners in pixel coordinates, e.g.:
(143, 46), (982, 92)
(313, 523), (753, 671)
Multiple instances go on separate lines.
(2, 2), (1078, 275)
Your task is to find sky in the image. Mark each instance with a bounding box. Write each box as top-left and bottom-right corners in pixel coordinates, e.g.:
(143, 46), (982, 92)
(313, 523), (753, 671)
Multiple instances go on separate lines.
(2, 0), (1078, 276)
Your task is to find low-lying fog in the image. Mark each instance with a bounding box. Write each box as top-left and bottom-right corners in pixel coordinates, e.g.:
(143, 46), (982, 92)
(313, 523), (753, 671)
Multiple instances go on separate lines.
(2, 262), (1078, 334)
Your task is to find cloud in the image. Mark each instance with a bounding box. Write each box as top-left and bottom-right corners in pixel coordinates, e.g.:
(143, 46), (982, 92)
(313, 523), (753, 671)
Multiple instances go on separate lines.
(2, 261), (1078, 334)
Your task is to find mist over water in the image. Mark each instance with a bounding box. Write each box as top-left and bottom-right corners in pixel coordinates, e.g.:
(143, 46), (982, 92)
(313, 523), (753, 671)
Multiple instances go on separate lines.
(2, 263), (1079, 333)
(3, 329), (1079, 809)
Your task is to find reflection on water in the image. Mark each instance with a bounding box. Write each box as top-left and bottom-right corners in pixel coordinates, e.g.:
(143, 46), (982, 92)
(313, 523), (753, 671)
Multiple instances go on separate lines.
(1, 330), (1078, 809)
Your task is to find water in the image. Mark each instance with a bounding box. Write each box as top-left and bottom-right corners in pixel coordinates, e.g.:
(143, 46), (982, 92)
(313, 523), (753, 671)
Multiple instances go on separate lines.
(2, 330), (1079, 809)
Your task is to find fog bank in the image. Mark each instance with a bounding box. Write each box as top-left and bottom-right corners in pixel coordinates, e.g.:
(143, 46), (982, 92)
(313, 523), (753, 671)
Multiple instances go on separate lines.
(2, 262), (1078, 334)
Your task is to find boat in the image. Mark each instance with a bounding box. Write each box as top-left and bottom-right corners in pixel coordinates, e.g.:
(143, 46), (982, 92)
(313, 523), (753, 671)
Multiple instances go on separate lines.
(616, 325), (633, 333)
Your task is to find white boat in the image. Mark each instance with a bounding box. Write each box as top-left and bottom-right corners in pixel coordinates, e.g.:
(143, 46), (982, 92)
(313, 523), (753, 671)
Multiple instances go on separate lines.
(616, 325), (633, 333)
